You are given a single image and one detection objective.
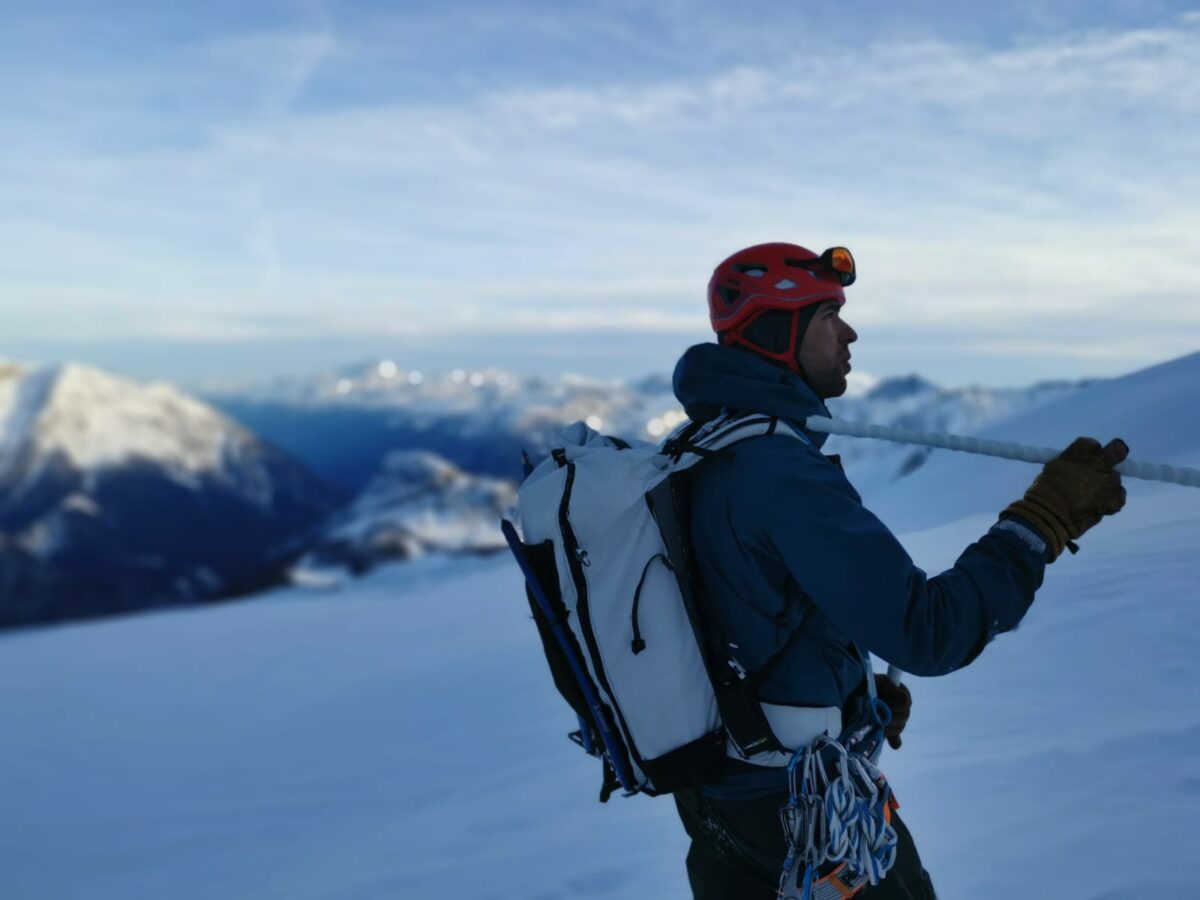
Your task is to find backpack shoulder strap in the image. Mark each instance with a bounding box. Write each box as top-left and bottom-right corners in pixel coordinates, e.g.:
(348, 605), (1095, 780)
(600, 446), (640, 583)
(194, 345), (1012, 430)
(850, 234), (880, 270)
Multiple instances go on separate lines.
(647, 411), (818, 761)
(662, 410), (812, 464)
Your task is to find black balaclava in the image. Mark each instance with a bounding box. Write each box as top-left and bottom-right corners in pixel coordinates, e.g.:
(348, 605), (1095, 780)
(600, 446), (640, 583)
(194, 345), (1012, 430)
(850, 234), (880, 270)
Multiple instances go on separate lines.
(735, 304), (823, 378)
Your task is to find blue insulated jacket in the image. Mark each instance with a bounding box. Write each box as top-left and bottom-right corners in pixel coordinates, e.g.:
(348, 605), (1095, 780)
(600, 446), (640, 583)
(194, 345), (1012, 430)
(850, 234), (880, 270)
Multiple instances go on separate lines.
(673, 343), (1048, 722)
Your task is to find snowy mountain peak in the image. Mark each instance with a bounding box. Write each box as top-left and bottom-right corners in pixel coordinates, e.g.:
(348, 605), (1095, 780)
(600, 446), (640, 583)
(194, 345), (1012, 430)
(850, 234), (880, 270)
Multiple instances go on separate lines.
(864, 374), (940, 402)
(37, 363), (252, 478)
(377, 449), (461, 487)
(0, 362), (289, 516)
(842, 369), (881, 398)
(0, 361), (342, 626)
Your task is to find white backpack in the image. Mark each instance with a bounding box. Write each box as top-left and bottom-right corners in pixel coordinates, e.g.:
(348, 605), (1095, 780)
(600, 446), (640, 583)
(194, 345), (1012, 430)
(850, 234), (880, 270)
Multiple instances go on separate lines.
(501, 412), (813, 799)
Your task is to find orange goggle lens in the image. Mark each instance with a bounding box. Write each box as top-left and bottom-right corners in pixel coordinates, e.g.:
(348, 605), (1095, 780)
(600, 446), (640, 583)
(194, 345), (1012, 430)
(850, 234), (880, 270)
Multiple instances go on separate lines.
(825, 247), (855, 282)
(784, 246), (856, 287)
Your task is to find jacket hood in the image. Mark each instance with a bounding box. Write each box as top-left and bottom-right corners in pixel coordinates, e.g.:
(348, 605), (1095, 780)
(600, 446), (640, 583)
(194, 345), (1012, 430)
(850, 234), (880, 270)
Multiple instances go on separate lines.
(672, 343), (833, 448)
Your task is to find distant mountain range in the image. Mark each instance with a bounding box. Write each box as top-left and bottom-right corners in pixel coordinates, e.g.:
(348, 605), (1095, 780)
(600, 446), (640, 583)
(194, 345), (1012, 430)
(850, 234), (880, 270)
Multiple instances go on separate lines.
(205, 360), (1089, 500)
(0, 354), (1098, 627)
(206, 365), (678, 491)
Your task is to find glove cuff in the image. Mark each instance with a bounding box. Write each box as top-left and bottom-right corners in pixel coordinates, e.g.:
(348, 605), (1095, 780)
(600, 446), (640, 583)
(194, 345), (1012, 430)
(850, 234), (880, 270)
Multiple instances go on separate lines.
(1001, 499), (1069, 562)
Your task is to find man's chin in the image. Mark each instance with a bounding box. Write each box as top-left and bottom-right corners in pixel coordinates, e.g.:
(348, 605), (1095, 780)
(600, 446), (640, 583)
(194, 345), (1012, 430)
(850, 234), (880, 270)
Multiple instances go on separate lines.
(814, 374), (849, 400)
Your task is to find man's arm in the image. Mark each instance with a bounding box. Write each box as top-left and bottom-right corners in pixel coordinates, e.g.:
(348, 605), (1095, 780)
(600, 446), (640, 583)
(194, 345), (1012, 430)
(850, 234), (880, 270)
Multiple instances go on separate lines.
(750, 433), (1126, 676)
(749, 452), (1048, 677)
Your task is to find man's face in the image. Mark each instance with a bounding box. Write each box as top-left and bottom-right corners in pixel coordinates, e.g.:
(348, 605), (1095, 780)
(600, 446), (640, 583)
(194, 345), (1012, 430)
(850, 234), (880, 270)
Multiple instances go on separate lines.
(798, 300), (858, 399)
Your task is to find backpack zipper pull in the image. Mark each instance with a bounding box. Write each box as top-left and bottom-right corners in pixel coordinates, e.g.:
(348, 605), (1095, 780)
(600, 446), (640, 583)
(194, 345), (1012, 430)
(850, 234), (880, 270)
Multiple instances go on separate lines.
(630, 553), (672, 655)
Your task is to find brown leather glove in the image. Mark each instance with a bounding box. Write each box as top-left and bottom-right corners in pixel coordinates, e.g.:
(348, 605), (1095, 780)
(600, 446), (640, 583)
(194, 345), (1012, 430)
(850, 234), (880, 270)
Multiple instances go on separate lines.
(1001, 436), (1129, 562)
(874, 674), (912, 750)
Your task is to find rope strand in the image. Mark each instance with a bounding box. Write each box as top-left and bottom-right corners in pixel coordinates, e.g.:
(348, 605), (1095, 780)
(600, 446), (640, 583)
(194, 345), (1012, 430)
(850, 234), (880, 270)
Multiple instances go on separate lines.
(804, 417), (1200, 489)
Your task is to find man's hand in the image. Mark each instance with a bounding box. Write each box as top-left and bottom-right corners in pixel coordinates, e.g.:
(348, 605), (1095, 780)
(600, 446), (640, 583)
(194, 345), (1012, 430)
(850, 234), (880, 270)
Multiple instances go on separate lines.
(875, 674), (912, 750)
(1002, 436), (1129, 561)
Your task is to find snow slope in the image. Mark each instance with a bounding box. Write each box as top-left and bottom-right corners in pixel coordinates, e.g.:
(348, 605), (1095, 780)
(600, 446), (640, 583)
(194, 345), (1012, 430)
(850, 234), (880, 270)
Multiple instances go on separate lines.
(1, 352), (1197, 898)
(0, 557), (691, 900)
(1, 491), (1196, 899)
(866, 351), (1200, 529)
(880, 487), (1200, 898)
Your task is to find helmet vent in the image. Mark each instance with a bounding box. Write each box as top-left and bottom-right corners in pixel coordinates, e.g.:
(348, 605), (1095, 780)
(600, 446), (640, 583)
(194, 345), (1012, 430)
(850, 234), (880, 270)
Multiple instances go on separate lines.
(733, 264), (766, 277)
(717, 286), (740, 307)
(774, 279), (798, 290)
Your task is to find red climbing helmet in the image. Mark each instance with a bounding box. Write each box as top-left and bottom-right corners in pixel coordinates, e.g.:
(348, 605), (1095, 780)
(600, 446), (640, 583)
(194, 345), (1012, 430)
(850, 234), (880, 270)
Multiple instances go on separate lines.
(707, 243), (855, 335)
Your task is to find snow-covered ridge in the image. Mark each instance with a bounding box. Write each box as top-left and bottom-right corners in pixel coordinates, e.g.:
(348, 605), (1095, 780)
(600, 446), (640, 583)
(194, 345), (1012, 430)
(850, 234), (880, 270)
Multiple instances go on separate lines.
(1, 363), (274, 509)
(44, 365), (235, 471)
(0, 362), (48, 475)
(207, 357), (1091, 495)
(45, 367), (272, 504)
(295, 450), (516, 580)
(207, 358), (1078, 441)
(209, 360), (675, 441)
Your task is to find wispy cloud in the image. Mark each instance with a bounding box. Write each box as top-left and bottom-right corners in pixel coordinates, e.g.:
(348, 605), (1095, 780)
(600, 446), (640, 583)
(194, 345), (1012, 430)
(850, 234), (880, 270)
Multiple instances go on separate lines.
(1, 4), (1198, 383)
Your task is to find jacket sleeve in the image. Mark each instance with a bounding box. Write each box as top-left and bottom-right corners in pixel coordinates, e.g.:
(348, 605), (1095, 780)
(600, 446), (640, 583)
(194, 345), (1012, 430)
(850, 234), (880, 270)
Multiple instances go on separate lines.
(747, 446), (1049, 677)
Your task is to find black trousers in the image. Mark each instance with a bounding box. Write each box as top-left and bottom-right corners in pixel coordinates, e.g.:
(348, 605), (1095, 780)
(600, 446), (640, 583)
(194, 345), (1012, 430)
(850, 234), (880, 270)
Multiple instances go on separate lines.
(674, 787), (937, 900)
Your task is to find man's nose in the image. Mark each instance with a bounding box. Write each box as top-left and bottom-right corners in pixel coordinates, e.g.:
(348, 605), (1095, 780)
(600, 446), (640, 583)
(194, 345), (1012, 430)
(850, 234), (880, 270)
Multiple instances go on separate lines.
(842, 321), (858, 344)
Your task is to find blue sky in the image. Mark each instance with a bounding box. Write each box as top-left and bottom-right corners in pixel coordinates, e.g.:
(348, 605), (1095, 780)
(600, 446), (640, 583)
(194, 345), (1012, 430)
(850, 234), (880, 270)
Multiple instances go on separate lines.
(2, 1), (1199, 388)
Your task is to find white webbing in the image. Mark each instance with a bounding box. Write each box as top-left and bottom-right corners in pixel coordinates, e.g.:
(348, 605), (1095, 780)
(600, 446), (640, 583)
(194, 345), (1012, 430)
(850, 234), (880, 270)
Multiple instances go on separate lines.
(804, 417), (1200, 489)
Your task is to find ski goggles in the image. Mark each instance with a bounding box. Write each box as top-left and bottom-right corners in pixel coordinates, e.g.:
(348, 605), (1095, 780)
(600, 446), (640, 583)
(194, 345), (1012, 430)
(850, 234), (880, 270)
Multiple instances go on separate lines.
(786, 246), (856, 287)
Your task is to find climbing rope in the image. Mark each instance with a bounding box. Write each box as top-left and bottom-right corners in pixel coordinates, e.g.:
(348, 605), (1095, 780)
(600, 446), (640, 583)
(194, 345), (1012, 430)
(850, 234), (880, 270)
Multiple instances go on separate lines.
(805, 417), (1200, 489)
(778, 735), (898, 900)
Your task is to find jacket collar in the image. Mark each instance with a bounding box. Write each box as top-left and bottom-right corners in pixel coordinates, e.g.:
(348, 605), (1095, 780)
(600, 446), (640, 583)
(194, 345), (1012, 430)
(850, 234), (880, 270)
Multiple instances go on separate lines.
(672, 343), (833, 450)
